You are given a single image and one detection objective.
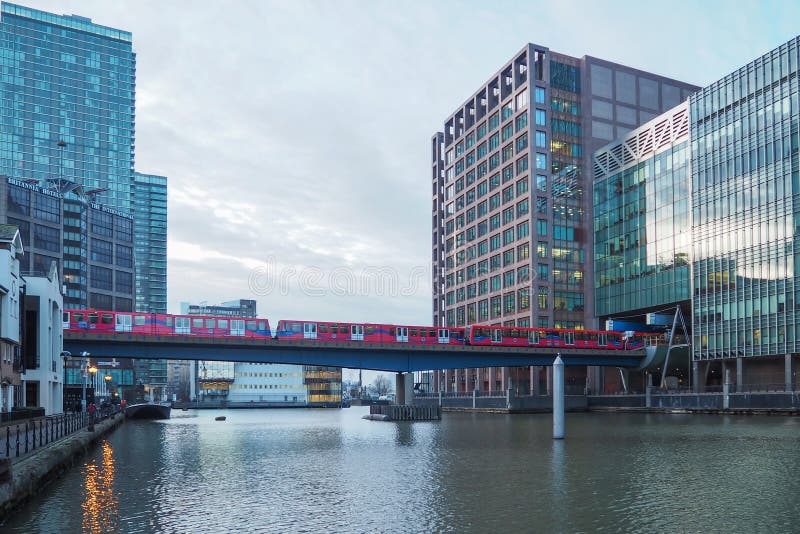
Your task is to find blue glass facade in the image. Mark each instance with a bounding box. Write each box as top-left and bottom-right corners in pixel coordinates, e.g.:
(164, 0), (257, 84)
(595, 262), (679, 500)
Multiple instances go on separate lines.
(594, 133), (691, 318)
(0, 2), (136, 212)
(133, 172), (167, 314)
(690, 37), (800, 360)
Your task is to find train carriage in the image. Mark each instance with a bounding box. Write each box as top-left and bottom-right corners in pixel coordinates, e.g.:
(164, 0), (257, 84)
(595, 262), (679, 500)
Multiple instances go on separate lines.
(468, 325), (628, 349)
(63, 309), (271, 339)
(275, 320), (387, 342)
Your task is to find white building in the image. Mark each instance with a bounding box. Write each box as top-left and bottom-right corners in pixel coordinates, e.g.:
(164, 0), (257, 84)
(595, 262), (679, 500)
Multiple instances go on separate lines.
(0, 225), (23, 412)
(228, 363), (307, 404)
(21, 261), (64, 415)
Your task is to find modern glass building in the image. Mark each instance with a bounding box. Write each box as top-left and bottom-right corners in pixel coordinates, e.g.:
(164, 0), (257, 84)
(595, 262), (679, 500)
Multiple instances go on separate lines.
(593, 101), (691, 321)
(1, 175), (135, 310)
(0, 3), (136, 212)
(432, 43), (698, 393)
(593, 35), (800, 391)
(689, 36), (800, 387)
(133, 172), (167, 314)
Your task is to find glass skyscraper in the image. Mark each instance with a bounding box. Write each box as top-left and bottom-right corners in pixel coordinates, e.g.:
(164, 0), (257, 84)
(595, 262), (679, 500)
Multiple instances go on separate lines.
(0, 4), (167, 314)
(133, 172), (167, 314)
(690, 37), (800, 369)
(593, 35), (800, 391)
(0, 3), (136, 212)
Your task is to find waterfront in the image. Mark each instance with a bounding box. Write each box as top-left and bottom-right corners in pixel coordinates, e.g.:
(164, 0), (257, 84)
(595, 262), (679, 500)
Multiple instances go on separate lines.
(3, 408), (800, 533)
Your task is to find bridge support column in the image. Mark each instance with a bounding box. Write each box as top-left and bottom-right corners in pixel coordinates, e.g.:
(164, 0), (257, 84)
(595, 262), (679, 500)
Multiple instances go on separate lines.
(553, 354), (564, 440)
(529, 366), (536, 396)
(723, 368), (731, 409)
(395, 373), (414, 406)
(736, 357), (743, 393)
(501, 367), (508, 392)
(786, 354), (793, 392)
(692, 361), (700, 393)
(433, 370), (441, 393)
(546, 366), (553, 396)
(645, 373), (652, 408)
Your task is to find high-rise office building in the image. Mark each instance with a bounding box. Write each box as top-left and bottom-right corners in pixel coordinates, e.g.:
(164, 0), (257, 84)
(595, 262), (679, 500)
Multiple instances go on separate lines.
(0, 3), (135, 212)
(0, 4), (167, 314)
(133, 172), (167, 314)
(594, 35), (800, 392)
(432, 44), (699, 393)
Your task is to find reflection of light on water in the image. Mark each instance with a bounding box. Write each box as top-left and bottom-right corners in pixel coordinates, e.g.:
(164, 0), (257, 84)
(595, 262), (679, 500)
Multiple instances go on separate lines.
(82, 440), (119, 533)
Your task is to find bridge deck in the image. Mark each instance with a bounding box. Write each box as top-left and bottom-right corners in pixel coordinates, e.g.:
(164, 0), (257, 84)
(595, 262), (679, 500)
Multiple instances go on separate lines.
(64, 332), (648, 372)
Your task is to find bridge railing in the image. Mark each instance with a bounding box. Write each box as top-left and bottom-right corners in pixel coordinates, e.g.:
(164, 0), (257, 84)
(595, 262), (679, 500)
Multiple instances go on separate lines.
(1, 405), (122, 461)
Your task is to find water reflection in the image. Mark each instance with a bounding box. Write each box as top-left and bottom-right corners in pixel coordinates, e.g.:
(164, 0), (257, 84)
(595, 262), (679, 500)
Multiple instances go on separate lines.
(81, 440), (118, 533)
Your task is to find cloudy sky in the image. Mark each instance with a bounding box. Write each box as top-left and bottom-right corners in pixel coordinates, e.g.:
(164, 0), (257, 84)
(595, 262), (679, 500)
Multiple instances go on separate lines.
(21, 0), (800, 327)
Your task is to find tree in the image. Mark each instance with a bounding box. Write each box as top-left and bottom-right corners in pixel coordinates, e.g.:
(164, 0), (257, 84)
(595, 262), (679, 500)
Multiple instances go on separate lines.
(372, 374), (392, 396)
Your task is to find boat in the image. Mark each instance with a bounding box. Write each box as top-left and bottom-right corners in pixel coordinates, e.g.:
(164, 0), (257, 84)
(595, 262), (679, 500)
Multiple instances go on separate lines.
(215, 415), (226, 421)
(125, 402), (172, 420)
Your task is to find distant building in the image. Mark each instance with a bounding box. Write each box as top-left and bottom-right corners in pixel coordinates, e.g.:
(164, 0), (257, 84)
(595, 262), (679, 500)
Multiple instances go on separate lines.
(133, 173), (168, 314)
(183, 299), (342, 406)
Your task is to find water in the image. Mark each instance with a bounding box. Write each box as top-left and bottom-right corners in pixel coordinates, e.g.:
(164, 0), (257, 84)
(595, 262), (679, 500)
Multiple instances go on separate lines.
(3, 408), (800, 533)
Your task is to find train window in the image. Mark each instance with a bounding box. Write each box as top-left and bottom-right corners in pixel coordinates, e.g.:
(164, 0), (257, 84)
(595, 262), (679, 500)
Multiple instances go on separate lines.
(218, 320), (228, 329)
(510, 329), (520, 338)
(101, 314), (113, 325)
(490, 329), (503, 342)
(290, 323), (302, 333)
(246, 321), (257, 331)
(365, 326), (374, 335)
(62, 311), (69, 323)
(429, 329), (436, 337)
(339, 325), (348, 334)
(73, 313), (84, 323)
(319, 324), (329, 334)
(192, 318), (203, 329)
(88, 313), (98, 324)
(258, 321), (266, 331)
(410, 329), (418, 337)
(166, 316), (173, 326)
(134, 315), (146, 326)
(205, 319), (215, 329)
(389, 327), (396, 336)
(598, 333), (608, 346)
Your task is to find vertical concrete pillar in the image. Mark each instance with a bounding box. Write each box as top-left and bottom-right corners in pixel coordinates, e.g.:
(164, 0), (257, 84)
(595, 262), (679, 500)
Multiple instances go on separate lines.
(532, 367), (541, 396)
(546, 366), (553, 396)
(786, 354), (793, 392)
(444, 369), (451, 392)
(553, 355), (565, 440)
(473, 368), (479, 391)
(529, 366), (535, 396)
(723, 368), (731, 409)
(434, 370), (441, 393)
(692, 361), (700, 393)
(736, 357), (743, 393)
(472, 389), (476, 409)
(501, 367), (508, 391)
(395, 373), (405, 405)
(645, 373), (652, 408)
(454, 368), (461, 392)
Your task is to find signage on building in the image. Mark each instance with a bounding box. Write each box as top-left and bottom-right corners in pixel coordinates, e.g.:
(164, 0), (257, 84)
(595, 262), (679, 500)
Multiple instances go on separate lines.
(7, 177), (61, 198)
(89, 202), (133, 219)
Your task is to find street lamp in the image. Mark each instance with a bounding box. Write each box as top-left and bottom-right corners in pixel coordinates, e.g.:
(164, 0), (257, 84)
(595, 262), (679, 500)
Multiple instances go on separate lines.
(80, 351), (90, 412)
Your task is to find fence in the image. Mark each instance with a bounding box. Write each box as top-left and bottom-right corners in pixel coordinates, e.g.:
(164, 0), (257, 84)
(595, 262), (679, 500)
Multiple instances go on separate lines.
(1, 406), (122, 460)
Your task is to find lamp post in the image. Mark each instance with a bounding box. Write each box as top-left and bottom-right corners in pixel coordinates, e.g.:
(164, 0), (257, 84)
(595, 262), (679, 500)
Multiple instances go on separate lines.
(80, 351), (90, 412)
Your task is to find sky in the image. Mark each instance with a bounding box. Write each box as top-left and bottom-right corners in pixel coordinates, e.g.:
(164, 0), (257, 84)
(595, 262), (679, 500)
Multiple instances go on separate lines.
(17, 0), (800, 329)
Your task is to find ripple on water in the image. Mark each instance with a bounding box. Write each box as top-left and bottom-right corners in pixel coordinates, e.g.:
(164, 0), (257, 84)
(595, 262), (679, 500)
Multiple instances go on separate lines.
(2, 410), (799, 533)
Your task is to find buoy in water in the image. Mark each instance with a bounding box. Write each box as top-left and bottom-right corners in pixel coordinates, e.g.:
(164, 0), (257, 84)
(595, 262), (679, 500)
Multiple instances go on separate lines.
(215, 416), (226, 421)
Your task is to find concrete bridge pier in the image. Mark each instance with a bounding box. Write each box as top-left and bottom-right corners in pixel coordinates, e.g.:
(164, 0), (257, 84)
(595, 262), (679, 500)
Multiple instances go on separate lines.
(395, 372), (414, 406)
(553, 354), (564, 440)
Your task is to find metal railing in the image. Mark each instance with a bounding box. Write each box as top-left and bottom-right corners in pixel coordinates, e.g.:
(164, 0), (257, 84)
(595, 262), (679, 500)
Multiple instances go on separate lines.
(1, 405), (122, 460)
